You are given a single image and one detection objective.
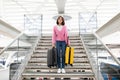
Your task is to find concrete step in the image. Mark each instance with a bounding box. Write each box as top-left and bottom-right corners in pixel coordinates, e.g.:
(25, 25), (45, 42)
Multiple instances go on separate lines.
(35, 46), (84, 50)
(31, 52), (87, 56)
(22, 72), (94, 78)
(25, 69), (91, 74)
(29, 57), (88, 60)
(41, 36), (80, 38)
(29, 58), (89, 63)
(33, 49), (86, 54)
(25, 65), (91, 69)
(28, 61), (89, 64)
(40, 37), (81, 40)
(24, 69), (92, 73)
(31, 54), (87, 58)
(31, 56), (87, 60)
(33, 50), (47, 53)
(37, 43), (83, 46)
(27, 63), (91, 66)
(40, 39), (81, 41)
(36, 44), (84, 47)
(82, 37), (95, 40)
(32, 51), (86, 55)
(39, 39), (81, 41)
(22, 77), (94, 80)
(81, 34), (94, 37)
(33, 51), (86, 55)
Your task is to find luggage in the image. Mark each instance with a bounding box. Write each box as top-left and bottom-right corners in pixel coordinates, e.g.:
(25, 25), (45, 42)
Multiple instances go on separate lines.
(84, 78), (88, 80)
(30, 78), (35, 80)
(47, 47), (57, 68)
(65, 46), (74, 65)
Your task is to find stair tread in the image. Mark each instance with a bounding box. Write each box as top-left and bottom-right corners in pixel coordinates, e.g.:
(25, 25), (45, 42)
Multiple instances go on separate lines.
(36, 46), (84, 48)
(25, 69), (92, 73)
(36, 45), (84, 47)
(31, 56), (87, 58)
(29, 60), (89, 63)
(22, 72), (94, 77)
(35, 47), (84, 50)
(29, 56), (88, 60)
(27, 63), (90, 66)
(40, 40), (82, 42)
(32, 52), (86, 55)
(40, 38), (81, 40)
(34, 49), (86, 53)
(25, 65), (91, 69)
(41, 36), (80, 38)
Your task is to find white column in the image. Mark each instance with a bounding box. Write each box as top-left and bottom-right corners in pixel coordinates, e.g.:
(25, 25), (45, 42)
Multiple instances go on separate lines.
(0, 0), (4, 18)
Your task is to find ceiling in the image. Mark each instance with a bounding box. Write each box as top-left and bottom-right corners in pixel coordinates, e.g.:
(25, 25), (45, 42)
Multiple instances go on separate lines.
(1, 0), (119, 33)
(3, 0), (119, 14)
(0, 0), (120, 45)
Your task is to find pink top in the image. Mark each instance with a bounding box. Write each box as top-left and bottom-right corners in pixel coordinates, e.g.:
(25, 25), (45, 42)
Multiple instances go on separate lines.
(52, 25), (70, 45)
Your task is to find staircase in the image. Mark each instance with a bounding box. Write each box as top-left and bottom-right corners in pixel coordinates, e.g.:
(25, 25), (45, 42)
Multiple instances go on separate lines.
(22, 35), (95, 80)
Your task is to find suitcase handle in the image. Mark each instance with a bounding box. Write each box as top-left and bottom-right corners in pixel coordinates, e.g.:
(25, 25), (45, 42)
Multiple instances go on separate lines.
(66, 36), (70, 46)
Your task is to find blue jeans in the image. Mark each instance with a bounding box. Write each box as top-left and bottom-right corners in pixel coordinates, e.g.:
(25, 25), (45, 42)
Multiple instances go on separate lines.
(56, 41), (66, 68)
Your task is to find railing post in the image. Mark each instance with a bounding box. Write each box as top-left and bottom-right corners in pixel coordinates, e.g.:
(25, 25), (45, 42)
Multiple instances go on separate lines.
(17, 38), (19, 63)
(41, 14), (43, 37)
(78, 12), (80, 36)
(95, 34), (99, 80)
(94, 11), (100, 80)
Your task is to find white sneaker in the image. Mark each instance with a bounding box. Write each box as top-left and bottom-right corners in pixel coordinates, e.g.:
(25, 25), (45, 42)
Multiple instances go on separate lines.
(57, 68), (61, 73)
(61, 68), (66, 73)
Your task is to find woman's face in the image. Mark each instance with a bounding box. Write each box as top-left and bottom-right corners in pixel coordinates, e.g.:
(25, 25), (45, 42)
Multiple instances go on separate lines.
(58, 17), (63, 24)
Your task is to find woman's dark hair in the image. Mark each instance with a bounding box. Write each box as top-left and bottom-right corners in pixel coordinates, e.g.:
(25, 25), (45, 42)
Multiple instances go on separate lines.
(56, 16), (65, 25)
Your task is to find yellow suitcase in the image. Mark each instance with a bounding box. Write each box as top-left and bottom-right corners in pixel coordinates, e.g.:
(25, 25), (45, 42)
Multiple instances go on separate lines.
(65, 47), (74, 65)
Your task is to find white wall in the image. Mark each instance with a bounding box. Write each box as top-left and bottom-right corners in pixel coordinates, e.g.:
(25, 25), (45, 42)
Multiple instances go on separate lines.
(0, 68), (9, 80)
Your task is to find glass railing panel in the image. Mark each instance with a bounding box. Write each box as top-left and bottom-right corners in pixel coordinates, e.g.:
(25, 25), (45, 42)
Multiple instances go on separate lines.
(0, 13), (42, 80)
(81, 33), (120, 80)
(10, 34), (39, 80)
(0, 39), (20, 69)
(0, 32), (39, 80)
(106, 44), (120, 63)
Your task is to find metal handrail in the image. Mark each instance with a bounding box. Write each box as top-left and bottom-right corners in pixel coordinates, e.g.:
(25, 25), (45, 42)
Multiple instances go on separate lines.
(0, 32), (24, 55)
(80, 34), (104, 80)
(11, 34), (41, 80)
(94, 32), (120, 65)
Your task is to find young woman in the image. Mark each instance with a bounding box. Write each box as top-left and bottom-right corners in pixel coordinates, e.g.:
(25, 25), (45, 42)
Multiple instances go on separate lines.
(52, 16), (70, 73)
